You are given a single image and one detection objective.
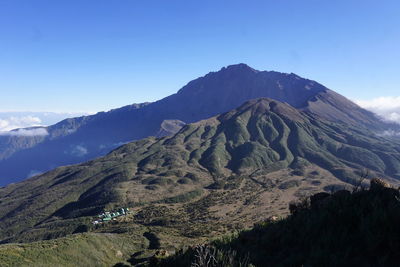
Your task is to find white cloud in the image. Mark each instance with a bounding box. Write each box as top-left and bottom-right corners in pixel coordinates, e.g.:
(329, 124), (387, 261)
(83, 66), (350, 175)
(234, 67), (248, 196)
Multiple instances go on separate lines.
(354, 96), (400, 124)
(66, 145), (89, 157)
(0, 115), (43, 131)
(0, 128), (49, 137)
(0, 111), (93, 132)
(355, 96), (400, 110)
(387, 112), (400, 123)
(377, 130), (400, 137)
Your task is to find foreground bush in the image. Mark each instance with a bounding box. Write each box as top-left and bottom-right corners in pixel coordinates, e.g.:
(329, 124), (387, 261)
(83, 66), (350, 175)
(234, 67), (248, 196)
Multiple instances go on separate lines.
(154, 179), (400, 266)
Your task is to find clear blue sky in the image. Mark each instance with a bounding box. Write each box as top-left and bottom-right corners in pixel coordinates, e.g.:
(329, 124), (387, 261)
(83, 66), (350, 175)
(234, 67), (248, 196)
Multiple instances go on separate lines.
(0, 0), (399, 113)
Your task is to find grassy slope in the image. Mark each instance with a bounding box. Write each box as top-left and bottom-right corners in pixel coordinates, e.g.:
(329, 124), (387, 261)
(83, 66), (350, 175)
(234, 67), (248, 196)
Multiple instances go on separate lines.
(0, 233), (144, 267)
(158, 185), (400, 267)
(1, 98), (400, 248)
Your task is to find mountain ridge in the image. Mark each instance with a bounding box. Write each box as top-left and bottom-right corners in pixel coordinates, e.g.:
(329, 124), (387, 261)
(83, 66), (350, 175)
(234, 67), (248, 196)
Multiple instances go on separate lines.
(0, 64), (397, 186)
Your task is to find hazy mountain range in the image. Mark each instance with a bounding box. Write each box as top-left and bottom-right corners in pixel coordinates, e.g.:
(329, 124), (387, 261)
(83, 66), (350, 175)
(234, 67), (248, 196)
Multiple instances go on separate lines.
(0, 64), (398, 186)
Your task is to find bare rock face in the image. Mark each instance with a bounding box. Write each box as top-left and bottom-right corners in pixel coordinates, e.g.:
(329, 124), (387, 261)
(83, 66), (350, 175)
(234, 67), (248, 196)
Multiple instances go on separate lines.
(370, 178), (391, 192)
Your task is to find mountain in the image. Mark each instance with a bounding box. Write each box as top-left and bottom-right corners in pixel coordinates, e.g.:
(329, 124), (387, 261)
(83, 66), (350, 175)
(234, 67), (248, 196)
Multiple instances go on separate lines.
(1, 98), (400, 250)
(0, 64), (396, 186)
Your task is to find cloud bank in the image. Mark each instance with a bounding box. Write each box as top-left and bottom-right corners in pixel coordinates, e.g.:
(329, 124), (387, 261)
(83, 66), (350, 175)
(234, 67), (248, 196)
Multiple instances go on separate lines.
(0, 111), (92, 132)
(377, 130), (400, 137)
(0, 128), (49, 137)
(0, 115), (43, 131)
(355, 96), (400, 124)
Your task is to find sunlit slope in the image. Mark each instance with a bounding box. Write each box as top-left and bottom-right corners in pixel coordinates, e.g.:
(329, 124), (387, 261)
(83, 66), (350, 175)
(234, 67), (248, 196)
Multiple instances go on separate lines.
(0, 233), (144, 267)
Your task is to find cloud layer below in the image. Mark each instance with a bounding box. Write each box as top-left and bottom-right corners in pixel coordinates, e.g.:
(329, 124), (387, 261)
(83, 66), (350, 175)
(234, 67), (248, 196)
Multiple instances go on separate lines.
(0, 111), (90, 133)
(0, 116), (42, 131)
(355, 96), (400, 124)
(0, 128), (49, 137)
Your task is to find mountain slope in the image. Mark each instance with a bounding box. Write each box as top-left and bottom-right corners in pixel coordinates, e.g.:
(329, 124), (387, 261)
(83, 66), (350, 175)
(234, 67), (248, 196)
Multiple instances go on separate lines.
(0, 233), (144, 267)
(1, 98), (399, 245)
(0, 64), (395, 186)
(158, 181), (400, 267)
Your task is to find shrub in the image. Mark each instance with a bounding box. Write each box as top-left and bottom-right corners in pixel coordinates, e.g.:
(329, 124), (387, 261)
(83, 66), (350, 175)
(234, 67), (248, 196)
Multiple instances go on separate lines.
(72, 224), (89, 234)
(157, 182), (400, 266)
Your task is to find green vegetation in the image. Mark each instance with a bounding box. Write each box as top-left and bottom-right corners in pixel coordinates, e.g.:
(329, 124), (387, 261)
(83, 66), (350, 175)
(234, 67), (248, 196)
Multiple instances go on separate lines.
(158, 189), (203, 204)
(156, 183), (400, 267)
(0, 233), (144, 267)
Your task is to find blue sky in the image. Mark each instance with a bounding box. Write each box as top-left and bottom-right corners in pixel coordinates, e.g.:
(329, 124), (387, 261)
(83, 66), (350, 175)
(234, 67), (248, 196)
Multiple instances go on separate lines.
(0, 0), (399, 116)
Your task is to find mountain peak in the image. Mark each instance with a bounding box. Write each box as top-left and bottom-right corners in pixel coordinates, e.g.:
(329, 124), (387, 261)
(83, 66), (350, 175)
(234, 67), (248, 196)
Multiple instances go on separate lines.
(221, 63), (259, 73)
(176, 63), (327, 111)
